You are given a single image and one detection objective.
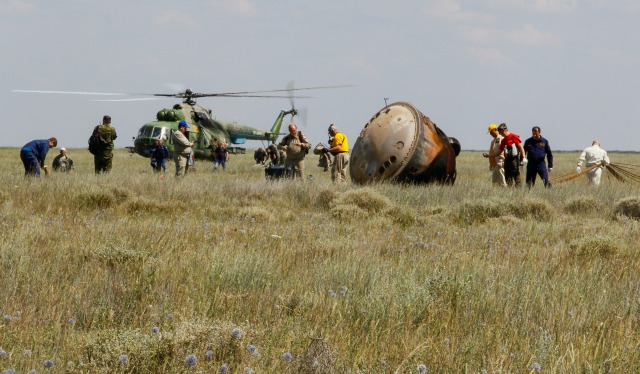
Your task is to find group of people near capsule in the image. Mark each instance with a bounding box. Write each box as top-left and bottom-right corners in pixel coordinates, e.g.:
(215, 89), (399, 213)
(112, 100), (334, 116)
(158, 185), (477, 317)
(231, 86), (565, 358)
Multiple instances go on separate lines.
(483, 123), (610, 187)
(272, 123), (349, 182)
(20, 116), (351, 183)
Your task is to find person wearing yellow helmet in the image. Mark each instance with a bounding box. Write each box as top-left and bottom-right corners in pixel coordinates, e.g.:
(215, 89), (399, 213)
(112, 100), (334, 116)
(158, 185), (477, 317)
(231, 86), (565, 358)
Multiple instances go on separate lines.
(482, 123), (506, 187)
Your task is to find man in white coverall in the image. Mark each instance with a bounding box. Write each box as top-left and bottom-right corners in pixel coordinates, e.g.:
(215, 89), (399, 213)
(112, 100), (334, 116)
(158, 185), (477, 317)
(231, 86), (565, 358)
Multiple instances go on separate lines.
(576, 140), (610, 186)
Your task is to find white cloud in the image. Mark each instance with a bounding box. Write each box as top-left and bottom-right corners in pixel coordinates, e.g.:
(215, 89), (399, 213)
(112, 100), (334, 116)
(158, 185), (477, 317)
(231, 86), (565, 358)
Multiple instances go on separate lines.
(346, 55), (378, 75)
(587, 48), (624, 63)
(460, 24), (559, 46)
(424, 0), (489, 22)
(208, 0), (258, 17)
(468, 47), (511, 64)
(0, 0), (37, 13)
(485, 0), (577, 13)
(153, 10), (197, 29)
(506, 24), (560, 45)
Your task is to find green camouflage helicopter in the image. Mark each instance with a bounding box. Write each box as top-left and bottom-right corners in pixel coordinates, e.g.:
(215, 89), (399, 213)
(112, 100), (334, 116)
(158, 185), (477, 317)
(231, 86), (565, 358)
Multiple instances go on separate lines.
(14, 83), (348, 161)
(131, 87), (304, 160)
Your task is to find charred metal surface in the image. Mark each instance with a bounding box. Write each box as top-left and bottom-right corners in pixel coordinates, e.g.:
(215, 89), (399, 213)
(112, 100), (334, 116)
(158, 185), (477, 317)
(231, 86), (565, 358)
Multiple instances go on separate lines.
(349, 102), (458, 185)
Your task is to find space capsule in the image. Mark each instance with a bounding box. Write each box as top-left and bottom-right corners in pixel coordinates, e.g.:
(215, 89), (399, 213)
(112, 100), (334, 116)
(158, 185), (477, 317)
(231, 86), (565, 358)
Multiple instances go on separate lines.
(349, 102), (460, 184)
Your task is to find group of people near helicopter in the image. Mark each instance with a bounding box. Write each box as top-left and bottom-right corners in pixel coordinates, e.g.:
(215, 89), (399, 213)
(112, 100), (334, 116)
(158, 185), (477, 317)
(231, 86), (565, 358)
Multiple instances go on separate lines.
(19, 116), (351, 183)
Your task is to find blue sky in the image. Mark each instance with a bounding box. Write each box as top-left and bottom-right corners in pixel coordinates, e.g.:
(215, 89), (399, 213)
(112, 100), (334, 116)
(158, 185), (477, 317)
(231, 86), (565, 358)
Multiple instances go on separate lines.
(2, 0), (639, 151)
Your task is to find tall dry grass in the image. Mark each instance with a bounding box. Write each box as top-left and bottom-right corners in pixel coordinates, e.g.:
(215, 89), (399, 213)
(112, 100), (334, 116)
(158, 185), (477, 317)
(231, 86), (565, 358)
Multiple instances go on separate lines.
(1, 147), (640, 373)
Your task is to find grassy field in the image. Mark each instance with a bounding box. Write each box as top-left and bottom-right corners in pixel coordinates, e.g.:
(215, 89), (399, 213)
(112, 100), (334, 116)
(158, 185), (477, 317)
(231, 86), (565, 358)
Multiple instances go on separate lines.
(1, 147), (640, 373)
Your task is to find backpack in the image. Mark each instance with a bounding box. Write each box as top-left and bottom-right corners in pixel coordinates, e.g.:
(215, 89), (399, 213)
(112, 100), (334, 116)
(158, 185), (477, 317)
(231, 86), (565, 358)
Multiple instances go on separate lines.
(88, 129), (101, 155)
(298, 132), (309, 155)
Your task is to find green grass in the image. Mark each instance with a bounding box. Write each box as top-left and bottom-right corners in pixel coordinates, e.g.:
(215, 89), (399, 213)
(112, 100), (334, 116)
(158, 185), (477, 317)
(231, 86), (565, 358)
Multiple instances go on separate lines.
(1, 148), (640, 373)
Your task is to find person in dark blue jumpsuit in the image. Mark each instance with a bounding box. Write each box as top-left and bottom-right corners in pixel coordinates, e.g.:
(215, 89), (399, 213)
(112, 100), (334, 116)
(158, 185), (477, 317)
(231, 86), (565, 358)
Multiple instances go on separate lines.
(20, 137), (57, 177)
(523, 126), (553, 188)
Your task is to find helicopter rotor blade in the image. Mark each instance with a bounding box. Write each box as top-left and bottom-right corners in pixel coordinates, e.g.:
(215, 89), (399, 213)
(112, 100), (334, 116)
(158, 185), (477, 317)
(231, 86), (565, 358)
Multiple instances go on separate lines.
(91, 98), (165, 102)
(286, 80), (296, 110)
(185, 84), (353, 98)
(296, 107), (308, 128)
(13, 89), (128, 96)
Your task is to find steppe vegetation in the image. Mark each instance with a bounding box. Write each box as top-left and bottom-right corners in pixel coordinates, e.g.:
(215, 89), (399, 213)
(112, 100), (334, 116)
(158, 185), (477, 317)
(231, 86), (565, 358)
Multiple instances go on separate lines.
(2, 147), (640, 373)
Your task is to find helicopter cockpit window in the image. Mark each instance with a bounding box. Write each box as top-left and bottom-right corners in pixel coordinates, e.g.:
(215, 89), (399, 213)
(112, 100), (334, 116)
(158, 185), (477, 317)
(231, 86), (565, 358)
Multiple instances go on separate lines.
(137, 126), (145, 137)
(141, 126), (154, 138)
(194, 112), (208, 122)
(152, 127), (162, 139)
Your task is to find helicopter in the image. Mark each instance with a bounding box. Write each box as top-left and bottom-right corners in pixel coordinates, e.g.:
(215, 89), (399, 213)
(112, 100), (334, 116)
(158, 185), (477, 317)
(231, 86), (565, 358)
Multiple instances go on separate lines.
(13, 83), (349, 161)
(130, 87), (301, 160)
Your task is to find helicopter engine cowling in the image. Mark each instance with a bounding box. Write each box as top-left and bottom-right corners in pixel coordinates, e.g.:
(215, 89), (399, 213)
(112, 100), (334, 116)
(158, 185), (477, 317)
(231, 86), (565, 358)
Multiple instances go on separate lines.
(349, 102), (458, 185)
(156, 109), (185, 122)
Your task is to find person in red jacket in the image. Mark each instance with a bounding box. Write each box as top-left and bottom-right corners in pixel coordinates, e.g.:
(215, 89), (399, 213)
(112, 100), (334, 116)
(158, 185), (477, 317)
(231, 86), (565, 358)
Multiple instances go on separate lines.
(488, 123), (526, 187)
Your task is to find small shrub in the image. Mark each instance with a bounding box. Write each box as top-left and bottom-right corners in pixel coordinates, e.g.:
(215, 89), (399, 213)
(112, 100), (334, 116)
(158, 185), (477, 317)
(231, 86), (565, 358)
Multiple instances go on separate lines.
(237, 206), (272, 221)
(330, 204), (367, 221)
(336, 188), (390, 213)
(298, 337), (338, 374)
(124, 198), (171, 215)
(314, 189), (337, 210)
(508, 198), (554, 222)
(89, 246), (146, 267)
(613, 197), (640, 220)
(457, 198), (503, 225)
(78, 192), (116, 210)
(564, 196), (602, 215)
(0, 190), (8, 204)
(384, 206), (417, 227)
(110, 187), (131, 202)
(568, 236), (620, 259)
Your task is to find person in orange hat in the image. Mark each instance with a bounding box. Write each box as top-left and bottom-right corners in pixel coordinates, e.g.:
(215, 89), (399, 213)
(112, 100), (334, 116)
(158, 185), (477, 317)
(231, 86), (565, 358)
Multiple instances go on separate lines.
(482, 124), (506, 187)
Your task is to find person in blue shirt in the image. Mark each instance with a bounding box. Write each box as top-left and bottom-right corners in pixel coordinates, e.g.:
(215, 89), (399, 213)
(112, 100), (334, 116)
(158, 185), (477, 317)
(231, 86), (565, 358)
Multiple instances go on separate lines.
(150, 139), (170, 173)
(523, 126), (553, 188)
(20, 137), (57, 177)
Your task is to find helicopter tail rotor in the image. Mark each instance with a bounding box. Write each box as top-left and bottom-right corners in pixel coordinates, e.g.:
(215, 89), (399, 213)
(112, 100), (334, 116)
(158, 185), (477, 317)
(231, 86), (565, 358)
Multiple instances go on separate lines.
(286, 80), (308, 127)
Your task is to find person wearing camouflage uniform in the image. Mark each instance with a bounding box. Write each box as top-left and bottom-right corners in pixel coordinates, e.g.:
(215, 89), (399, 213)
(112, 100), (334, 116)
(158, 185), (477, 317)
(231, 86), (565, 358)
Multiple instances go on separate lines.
(278, 123), (311, 180)
(92, 115), (117, 174)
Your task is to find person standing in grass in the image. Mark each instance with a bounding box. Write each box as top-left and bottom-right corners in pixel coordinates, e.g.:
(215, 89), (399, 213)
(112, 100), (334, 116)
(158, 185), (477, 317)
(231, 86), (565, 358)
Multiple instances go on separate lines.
(482, 123), (506, 187)
(20, 137), (57, 176)
(173, 120), (194, 178)
(324, 124), (349, 182)
(213, 139), (229, 171)
(523, 126), (553, 188)
(91, 115), (117, 174)
(278, 123), (311, 180)
(577, 140), (610, 186)
(487, 123), (526, 187)
(150, 139), (170, 173)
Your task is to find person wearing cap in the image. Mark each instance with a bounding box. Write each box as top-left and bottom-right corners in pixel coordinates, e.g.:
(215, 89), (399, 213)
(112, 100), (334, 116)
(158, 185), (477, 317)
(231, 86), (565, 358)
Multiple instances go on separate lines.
(324, 124), (349, 182)
(487, 123), (526, 187)
(482, 123), (506, 187)
(173, 120), (195, 177)
(91, 115), (117, 174)
(52, 147), (74, 172)
(523, 126), (553, 188)
(20, 137), (57, 176)
(577, 140), (610, 186)
(278, 123), (311, 179)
